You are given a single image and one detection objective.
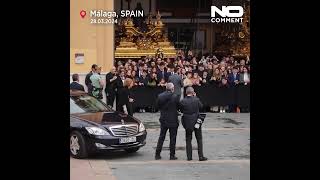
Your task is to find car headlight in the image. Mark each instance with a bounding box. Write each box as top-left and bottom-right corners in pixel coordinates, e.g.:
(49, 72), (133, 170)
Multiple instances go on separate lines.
(139, 123), (145, 132)
(85, 127), (110, 135)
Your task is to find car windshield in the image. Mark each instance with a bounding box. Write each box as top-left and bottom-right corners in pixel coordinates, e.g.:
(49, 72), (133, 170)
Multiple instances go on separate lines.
(70, 95), (111, 114)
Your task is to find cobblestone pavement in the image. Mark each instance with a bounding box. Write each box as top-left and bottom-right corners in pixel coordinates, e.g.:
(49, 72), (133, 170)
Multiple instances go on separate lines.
(70, 113), (250, 180)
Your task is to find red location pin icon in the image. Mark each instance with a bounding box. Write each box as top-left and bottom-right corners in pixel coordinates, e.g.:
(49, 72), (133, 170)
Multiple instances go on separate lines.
(80, 10), (86, 18)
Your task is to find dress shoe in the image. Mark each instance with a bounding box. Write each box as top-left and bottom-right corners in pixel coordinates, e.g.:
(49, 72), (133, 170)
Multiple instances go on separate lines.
(170, 156), (178, 160)
(155, 155), (161, 160)
(199, 157), (208, 161)
(187, 158), (192, 161)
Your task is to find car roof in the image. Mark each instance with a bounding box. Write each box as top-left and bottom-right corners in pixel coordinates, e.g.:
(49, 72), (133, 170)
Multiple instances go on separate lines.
(70, 90), (87, 96)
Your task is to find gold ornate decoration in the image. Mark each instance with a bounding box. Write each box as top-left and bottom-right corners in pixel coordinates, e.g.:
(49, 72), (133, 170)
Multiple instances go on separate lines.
(238, 32), (245, 38)
(214, 1), (250, 58)
(115, 11), (176, 59)
(155, 48), (164, 59)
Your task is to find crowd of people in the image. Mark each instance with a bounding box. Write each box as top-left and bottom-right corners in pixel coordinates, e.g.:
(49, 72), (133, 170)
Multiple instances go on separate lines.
(111, 50), (250, 88)
(70, 50), (250, 113)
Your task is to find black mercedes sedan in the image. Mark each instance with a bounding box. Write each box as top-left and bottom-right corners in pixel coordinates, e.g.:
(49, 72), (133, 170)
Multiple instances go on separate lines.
(70, 91), (147, 159)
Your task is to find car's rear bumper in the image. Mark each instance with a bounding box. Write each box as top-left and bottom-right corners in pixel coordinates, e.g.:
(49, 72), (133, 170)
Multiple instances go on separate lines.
(85, 131), (147, 152)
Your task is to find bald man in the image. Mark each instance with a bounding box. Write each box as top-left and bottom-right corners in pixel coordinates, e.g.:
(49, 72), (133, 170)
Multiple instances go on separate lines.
(155, 83), (180, 160)
(180, 87), (208, 161)
(105, 66), (117, 107)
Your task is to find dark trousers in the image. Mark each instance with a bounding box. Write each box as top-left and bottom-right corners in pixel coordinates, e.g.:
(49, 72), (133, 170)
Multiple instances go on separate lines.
(106, 90), (116, 107)
(185, 127), (204, 159)
(155, 126), (178, 157)
(116, 103), (133, 116)
(228, 105), (237, 112)
(87, 85), (93, 96)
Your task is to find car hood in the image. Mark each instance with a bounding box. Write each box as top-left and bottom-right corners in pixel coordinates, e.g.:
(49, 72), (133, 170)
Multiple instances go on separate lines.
(72, 111), (140, 126)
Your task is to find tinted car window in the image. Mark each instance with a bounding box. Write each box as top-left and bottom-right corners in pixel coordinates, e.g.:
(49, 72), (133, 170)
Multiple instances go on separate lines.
(70, 95), (112, 114)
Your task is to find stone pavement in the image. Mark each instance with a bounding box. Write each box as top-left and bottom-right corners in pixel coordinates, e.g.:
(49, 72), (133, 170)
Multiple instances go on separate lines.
(70, 113), (250, 180)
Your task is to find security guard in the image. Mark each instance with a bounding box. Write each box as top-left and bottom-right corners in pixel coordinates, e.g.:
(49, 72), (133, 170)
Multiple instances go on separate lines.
(90, 66), (104, 99)
(180, 87), (208, 161)
(155, 83), (180, 160)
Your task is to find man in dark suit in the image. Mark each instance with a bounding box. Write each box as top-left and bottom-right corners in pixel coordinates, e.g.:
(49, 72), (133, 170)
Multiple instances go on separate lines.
(157, 62), (169, 82)
(85, 64), (98, 95)
(115, 70), (126, 112)
(166, 65), (173, 77)
(105, 66), (118, 107)
(227, 67), (240, 112)
(180, 87), (208, 161)
(138, 70), (148, 86)
(228, 66), (240, 86)
(70, 74), (85, 91)
(168, 67), (183, 99)
(137, 63), (145, 78)
(155, 83), (180, 160)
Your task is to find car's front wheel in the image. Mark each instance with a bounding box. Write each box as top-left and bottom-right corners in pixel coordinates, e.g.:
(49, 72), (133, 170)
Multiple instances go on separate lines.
(125, 147), (140, 153)
(70, 131), (88, 159)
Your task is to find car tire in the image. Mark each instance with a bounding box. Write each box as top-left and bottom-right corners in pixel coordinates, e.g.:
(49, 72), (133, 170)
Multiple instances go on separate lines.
(125, 147), (140, 153)
(70, 131), (88, 159)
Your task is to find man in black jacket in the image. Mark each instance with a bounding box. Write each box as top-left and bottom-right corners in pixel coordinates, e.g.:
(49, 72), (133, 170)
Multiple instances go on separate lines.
(105, 66), (117, 108)
(115, 70), (126, 112)
(155, 83), (180, 160)
(85, 64), (98, 95)
(70, 74), (85, 91)
(157, 62), (169, 82)
(168, 67), (183, 99)
(138, 70), (148, 86)
(180, 87), (208, 161)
